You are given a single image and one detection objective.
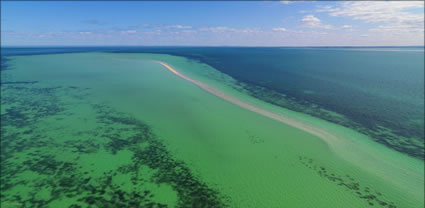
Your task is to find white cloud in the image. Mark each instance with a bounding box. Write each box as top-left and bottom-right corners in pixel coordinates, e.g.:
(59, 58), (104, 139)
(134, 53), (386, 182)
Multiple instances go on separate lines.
(318, 2), (424, 34)
(301, 15), (334, 29)
(281, 0), (309, 4)
(302, 15), (320, 23)
(342, 25), (352, 29)
(327, 2), (424, 23)
(137, 24), (192, 32)
(79, 32), (92, 35)
(143, 31), (161, 35)
(240, 28), (259, 33)
(199, 26), (261, 34)
(121, 30), (137, 34)
(272, 27), (287, 32)
(165, 25), (192, 29)
(199, 26), (237, 33)
(181, 30), (197, 34)
(316, 5), (339, 13)
(280, 1), (292, 5)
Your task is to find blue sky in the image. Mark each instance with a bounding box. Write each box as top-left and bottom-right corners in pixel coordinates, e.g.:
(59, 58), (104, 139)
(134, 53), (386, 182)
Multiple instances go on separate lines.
(1, 1), (424, 46)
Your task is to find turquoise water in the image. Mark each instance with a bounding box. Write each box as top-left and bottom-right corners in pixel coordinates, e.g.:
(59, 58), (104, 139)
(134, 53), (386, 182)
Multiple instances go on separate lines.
(1, 49), (423, 208)
(173, 47), (424, 159)
(2, 47), (424, 159)
(108, 47), (424, 160)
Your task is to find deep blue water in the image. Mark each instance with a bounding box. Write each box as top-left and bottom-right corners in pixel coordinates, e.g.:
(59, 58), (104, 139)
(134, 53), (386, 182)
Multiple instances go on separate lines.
(2, 46), (424, 159)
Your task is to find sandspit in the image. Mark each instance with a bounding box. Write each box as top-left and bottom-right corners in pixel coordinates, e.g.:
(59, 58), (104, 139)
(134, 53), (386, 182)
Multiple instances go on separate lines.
(155, 60), (423, 197)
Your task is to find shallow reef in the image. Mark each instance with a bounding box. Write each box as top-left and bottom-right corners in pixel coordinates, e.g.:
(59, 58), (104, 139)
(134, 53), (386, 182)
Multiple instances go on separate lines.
(1, 59), (228, 208)
(298, 156), (397, 208)
(241, 82), (424, 160)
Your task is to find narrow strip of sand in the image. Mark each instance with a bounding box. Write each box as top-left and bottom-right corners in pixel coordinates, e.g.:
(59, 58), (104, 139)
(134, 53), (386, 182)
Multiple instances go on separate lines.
(156, 61), (340, 147)
(155, 60), (424, 197)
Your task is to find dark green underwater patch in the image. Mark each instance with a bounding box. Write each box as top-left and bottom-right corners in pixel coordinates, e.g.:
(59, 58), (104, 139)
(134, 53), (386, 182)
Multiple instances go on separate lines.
(244, 84), (424, 160)
(298, 156), (397, 208)
(1, 59), (228, 207)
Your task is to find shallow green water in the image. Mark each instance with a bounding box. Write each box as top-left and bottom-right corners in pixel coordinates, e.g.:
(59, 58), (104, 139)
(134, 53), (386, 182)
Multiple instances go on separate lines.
(128, 47), (425, 160)
(1, 52), (423, 208)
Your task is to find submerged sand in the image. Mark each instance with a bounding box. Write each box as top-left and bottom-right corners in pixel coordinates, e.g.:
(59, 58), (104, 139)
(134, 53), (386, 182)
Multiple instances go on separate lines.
(2, 53), (422, 208)
(157, 61), (340, 149)
(156, 60), (423, 198)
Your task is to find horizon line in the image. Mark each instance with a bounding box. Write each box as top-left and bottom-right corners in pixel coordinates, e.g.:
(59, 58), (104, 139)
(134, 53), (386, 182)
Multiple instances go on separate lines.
(2, 45), (424, 48)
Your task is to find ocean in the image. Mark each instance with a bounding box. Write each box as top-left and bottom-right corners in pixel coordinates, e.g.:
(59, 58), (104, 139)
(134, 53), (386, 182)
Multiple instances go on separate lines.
(5, 46), (422, 158)
(1, 47), (424, 208)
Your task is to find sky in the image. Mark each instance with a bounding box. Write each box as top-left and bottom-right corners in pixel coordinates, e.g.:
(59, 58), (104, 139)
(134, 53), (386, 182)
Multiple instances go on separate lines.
(1, 1), (424, 46)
